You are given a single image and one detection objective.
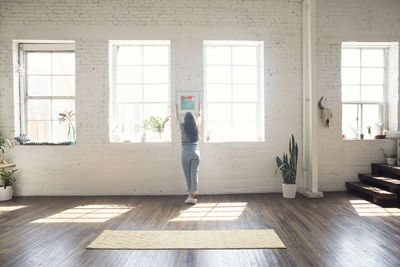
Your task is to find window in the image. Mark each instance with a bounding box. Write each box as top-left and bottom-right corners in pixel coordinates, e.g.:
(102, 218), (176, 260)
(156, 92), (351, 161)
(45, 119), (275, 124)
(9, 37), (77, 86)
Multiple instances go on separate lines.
(204, 41), (264, 142)
(110, 41), (171, 142)
(18, 42), (76, 143)
(341, 43), (388, 139)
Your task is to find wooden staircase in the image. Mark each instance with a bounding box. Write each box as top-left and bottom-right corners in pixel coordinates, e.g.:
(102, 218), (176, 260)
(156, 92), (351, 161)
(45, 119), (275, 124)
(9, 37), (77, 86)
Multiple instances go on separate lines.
(346, 163), (400, 205)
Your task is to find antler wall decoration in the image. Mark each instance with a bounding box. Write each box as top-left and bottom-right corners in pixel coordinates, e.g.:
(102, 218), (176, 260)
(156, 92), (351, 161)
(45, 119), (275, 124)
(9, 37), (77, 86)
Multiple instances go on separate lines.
(318, 97), (333, 128)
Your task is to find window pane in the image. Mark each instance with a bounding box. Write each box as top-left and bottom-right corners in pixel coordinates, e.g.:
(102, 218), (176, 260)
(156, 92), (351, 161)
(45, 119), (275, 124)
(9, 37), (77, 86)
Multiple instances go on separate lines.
(341, 49), (360, 67)
(27, 53), (51, 74)
(362, 104), (380, 135)
(232, 46), (257, 65)
(117, 84), (142, 102)
(51, 99), (75, 120)
(118, 104), (142, 124)
(232, 122), (257, 141)
(361, 85), (384, 102)
(232, 104), (257, 122)
(362, 49), (384, 67)
(206, 84), (231, 102)
(342, 104), (358, 139)
(27, 121), (51, 142)
(143, 84), (168, 102)
(27, 75), (51, 96)
(206, 66), (231, 83)
(232, 66), (257, 83)
(117, 46), (142, 65)
(341, 67), (360, 85)
(117, 66), (142, 83)
(341, 85), (360, 101)
(206, 46), (231, 65)
(207, 122), (231, 142)
(52, 53), (75, 74)
(52, 76), (75, 96)
(27, 99), (51, 120)
(143, 66), (168, 83)
(361, 68), (384, 85)
(143, 46), (169, 65)
(233, 84), (257, 102)
(143, 103), (168, 120)
(207, 103), (231, 122)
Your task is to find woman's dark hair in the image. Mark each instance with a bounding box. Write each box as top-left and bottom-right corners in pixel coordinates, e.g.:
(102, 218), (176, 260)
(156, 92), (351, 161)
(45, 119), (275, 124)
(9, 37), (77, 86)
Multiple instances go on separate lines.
(184, 112), (199, 143)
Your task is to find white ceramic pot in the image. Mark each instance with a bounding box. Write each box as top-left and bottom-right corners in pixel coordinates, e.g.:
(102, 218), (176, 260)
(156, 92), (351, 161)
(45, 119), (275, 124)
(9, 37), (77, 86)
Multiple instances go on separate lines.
(282, 183), (297, 198)
(386, 157), (396, 165)
(0, 186), (13, 201)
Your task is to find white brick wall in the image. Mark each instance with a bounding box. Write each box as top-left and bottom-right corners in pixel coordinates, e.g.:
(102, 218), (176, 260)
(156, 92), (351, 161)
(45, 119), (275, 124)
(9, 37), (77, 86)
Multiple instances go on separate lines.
(0, 0), (398, 195)
(316, 0), (400, 191)
(0, 0), (304, 196)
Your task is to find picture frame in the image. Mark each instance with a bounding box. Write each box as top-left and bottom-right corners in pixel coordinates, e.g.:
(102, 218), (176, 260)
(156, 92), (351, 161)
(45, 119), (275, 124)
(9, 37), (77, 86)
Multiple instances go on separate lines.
(177, 91), (200, 114)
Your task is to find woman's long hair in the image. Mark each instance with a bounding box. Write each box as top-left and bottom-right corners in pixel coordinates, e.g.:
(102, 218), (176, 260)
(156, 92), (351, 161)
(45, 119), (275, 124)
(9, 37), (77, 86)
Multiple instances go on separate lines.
(184, 112), (199, 143)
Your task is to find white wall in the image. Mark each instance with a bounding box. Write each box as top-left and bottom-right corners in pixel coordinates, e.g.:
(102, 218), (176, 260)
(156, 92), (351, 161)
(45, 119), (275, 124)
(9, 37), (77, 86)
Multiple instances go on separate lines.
(0, 0), (399, 196)
(0, 0), (304, 196)
(316, 0), (400, 191)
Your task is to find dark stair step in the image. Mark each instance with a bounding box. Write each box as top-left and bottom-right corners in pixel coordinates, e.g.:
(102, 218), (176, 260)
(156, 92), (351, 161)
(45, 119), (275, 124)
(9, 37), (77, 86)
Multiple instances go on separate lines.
(371, 163), (400, 177)
(359, 173), (400, 191)
(346, 182), (397, 203)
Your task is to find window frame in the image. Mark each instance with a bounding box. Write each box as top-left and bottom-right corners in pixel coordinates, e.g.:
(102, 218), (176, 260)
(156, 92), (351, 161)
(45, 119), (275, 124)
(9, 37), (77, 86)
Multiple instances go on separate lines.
(109, 40), (171, 143)
(341, 43), (389, 139)
(203, 40), (264, 143)
(18, 42), (76, 142)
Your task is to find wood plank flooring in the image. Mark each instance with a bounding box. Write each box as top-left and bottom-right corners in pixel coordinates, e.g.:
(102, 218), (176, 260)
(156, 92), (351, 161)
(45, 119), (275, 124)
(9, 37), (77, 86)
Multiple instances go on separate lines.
(0, 192), (399, 267)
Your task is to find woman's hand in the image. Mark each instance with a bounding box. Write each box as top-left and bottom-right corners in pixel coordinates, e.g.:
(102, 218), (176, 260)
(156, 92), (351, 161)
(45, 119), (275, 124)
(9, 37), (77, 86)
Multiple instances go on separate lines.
(198, 103), (202, 118)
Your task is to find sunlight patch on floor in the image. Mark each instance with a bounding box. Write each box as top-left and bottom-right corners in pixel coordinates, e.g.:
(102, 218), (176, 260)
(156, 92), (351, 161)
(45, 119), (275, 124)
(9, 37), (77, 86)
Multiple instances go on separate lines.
(0, 206), (27, 215)
(350, 200), (400, 217)
(31, 204), (134, 223)
(170, 202), (247, 221)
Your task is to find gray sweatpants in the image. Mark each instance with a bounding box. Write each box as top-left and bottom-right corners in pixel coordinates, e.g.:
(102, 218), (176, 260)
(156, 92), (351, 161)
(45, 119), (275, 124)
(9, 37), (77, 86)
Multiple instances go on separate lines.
(181, 144), (200, 194)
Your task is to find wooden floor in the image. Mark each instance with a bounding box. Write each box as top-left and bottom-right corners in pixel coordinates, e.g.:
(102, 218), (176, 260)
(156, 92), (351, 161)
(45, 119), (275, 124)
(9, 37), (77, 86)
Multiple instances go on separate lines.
(0, 192), (399, 267)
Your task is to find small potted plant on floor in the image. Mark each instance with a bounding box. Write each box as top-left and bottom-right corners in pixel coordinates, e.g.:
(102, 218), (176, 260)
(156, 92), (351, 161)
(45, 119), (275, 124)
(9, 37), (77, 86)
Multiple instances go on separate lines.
(0, 169), (17, 201)
(275, 135), (298, 198)
(381, 148), (396, 165)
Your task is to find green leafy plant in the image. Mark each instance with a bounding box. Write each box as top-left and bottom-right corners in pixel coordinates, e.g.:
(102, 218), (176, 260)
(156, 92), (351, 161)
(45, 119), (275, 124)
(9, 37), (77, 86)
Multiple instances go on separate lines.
(381, 148), (396, 158)
(275, 135), (298, 184)
(148, 116), (170, 138)
(0, 169), (17, 189)
(0, 131), (12, 154)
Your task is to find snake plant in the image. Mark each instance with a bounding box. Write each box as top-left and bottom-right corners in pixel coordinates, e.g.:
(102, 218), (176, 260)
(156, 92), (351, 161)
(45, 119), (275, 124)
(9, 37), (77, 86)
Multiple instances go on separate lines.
(275, 135), (298, 184)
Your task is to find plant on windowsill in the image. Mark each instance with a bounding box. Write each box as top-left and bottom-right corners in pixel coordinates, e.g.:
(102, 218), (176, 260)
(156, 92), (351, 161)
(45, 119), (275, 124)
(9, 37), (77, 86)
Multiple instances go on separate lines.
(0, 131), (13, 164)
(57, 111), (76, 144)
(141, 119), (151, 142)
(148, 116), (170, 139)
(381, 148), (397, 165)
(0, 169), (17, 201)
(275, 135), (298, 198)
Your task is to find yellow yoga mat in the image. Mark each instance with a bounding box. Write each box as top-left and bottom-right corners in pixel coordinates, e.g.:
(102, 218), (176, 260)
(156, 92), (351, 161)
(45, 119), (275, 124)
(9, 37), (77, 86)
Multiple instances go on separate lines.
(87, 229), (286, 249)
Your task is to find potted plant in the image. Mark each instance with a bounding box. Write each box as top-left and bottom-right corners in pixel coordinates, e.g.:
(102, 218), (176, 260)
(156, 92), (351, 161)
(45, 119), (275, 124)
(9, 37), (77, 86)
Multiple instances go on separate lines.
(141, 119), (150, 142)
(0, 131), (12, 163)
(57, 111), (76, 144)
(148, 116), (170, 139)
(275, 135), (298, 198)
(0, 169), (17, 201)
(381, 148), (396, 165)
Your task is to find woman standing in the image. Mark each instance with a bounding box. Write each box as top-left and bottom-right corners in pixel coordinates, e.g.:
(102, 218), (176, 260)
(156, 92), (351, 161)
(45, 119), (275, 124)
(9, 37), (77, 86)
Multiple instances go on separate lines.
(175, 104), (201, 204)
